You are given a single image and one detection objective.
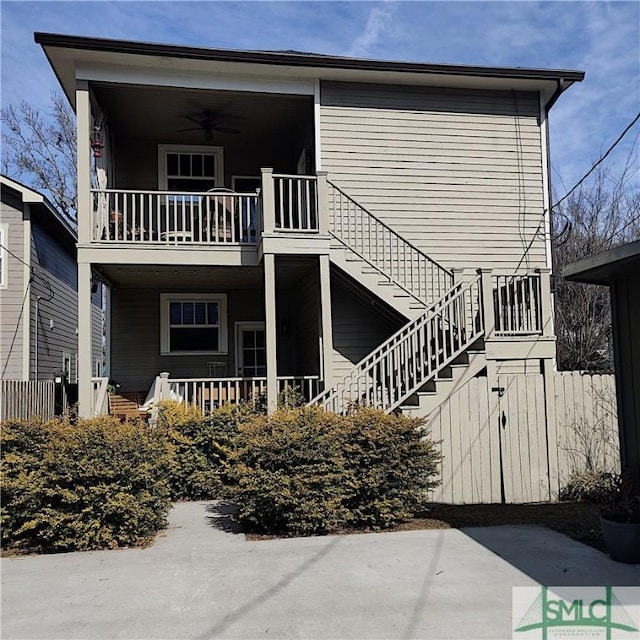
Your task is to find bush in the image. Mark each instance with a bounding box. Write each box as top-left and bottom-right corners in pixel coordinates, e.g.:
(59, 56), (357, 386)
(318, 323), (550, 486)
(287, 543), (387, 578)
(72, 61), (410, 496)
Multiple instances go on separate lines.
(1, 416), (172, 552)
(559, 470), (620, 505)
(157, 401), (251, 500)
(228, 406), (441, 535)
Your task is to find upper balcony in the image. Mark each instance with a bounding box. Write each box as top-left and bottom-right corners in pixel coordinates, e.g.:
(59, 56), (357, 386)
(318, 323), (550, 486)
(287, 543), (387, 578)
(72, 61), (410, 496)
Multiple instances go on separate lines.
(78, 82), (328, 261)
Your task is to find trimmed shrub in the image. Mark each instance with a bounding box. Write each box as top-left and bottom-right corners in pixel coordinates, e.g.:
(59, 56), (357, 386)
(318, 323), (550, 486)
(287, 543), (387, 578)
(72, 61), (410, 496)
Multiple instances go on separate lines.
(342, 408), (441, 528)
(157, 401), (250, 500)
(228, 406), (441, 535)
(1, 416), (172, 552)
(559, 470), (620, 505)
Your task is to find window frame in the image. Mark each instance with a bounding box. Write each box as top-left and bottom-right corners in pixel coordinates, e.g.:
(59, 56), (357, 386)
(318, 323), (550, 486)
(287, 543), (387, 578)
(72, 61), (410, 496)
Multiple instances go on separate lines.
(157, 145), (224, 191)
(160, 293), (228, 356)
(0, 224), (8, 289)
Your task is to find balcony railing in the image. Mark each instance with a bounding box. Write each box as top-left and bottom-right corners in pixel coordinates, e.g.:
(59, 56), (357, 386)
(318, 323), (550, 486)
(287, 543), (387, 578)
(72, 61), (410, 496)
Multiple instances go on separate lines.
(91, 189), (260, 245)
(492, 272), (543, 336)
(273, 175), (318, 232)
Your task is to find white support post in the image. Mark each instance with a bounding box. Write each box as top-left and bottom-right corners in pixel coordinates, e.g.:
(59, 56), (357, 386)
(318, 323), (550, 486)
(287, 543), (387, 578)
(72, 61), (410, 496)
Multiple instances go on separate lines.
(318, 254), (334, 389)
(22, 203), (31, 380)
(537, 268), (554, 337)
(479, 268), (495, 338)
(264, 253), (278, 413)
(77, 261), (93, 417)
(316, 171), (329, 234)
(260, 168), (275, 234)
(159, 372), (170, 400)
(76, 80), (91, 245)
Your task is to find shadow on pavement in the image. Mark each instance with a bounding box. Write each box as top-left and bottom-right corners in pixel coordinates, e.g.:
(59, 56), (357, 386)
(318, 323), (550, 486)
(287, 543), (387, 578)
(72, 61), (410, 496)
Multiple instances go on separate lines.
(205, 500), (243, 535)
(461, 525), (640, 586)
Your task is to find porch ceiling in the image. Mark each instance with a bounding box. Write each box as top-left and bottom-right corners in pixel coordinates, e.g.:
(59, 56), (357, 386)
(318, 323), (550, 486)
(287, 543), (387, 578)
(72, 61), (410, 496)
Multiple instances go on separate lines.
(99, 260), (317, 289)
(92, 84), (312, 144)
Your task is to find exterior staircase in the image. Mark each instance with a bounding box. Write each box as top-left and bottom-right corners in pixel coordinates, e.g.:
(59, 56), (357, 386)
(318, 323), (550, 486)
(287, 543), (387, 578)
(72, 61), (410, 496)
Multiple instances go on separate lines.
(316, 182), (487, 415)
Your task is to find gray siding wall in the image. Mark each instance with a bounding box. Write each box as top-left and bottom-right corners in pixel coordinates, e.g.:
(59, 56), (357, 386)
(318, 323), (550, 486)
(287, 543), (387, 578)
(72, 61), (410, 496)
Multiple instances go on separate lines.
(29, 220), (78, 381)
(331, 279), (398, 381)
(320, 81), (546, 271)
(110, 287), (264, 391)
(0, 193), (26, 380)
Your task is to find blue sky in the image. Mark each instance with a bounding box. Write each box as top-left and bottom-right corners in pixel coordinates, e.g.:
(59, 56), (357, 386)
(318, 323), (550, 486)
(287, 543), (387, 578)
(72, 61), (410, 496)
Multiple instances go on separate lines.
(1, 0), (638, 195)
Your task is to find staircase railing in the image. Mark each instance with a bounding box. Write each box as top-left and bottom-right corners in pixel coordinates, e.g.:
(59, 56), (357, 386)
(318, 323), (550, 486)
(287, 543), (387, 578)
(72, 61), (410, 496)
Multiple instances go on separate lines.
(309, 275), (484, 414)
(328, 182), (453, 307)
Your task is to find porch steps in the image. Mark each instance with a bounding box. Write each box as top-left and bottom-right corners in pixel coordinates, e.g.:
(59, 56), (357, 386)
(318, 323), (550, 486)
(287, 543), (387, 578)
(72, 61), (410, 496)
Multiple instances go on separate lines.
(329, 238), (427, 320)
(400, 349), (487, 418)
(109, 391), (148, 422)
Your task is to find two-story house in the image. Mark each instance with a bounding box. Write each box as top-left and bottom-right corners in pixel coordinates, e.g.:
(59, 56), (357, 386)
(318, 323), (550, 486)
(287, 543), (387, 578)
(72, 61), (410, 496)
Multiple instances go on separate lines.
(0, 175), (103, 386)
(35, 33), (583, 436)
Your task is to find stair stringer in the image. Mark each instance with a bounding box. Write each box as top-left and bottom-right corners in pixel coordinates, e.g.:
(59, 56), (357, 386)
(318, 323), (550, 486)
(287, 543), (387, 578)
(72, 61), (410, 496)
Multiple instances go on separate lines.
(329, 235), (427, 321)
(400, 349), (487, 418)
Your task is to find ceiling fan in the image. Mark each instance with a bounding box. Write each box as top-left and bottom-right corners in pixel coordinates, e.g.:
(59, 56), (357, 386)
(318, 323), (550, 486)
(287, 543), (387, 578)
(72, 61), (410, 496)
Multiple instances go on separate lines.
(177, 110), (240, 140)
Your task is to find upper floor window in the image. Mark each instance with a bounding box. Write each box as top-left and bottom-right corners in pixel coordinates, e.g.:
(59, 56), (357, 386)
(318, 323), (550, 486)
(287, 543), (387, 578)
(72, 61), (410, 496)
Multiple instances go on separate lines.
(158, 145), (224, 192)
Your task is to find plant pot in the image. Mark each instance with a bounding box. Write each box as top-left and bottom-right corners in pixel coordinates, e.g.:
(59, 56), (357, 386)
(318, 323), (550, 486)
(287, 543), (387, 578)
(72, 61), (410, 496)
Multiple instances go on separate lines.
(600, 516), (640, 564)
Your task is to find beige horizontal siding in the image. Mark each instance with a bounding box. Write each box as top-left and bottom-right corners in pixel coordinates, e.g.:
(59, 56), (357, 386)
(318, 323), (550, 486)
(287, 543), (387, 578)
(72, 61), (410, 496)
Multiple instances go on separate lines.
(320, 81), (547, 271)
(0, 198), (26, 380)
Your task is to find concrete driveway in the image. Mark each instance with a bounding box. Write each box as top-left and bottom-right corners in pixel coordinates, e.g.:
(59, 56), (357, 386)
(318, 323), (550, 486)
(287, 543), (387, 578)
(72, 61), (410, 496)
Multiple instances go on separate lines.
(2, 501), (639, 640)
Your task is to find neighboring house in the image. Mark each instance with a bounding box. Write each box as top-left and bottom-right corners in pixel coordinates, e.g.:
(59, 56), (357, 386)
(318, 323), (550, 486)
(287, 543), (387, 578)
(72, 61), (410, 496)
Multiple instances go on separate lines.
(0, 175), (103, 383)
(564, 240), (640, 493)
(35, 33), (584, 428)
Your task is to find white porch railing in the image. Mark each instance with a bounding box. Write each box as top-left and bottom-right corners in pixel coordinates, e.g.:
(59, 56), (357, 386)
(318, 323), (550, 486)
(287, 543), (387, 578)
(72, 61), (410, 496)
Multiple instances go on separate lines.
(91, 189), (259, 244)
(327, 182), (453, 307)
(493, 273), (543, 335)
(310, 276), (483, 414)
(91, 376), (110, 416)
(273, 175), (319, 232)
(155, 374), (322, 413)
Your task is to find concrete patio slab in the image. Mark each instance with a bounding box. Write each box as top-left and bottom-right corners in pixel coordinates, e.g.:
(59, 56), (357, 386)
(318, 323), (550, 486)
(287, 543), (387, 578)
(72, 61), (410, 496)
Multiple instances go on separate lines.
(2, 501), (639, 639)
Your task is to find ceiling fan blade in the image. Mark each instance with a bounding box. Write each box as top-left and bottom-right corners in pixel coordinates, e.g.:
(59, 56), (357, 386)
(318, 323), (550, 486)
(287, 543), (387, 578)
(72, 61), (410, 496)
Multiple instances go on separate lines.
(214, 126), (241, 134)
(176, 127), (202, 132)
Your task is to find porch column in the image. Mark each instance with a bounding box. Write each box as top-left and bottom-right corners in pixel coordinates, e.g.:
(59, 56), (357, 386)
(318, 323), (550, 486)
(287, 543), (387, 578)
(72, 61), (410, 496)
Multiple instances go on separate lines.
(76, 80), (91, 245)
(478, 268), (495, 338)
(318, 254), (334, 389)
(537, 268), (554, 337)
(264, 253), (278, 413)
(77, 261), (93, 418)
(260, 168), (275, 235)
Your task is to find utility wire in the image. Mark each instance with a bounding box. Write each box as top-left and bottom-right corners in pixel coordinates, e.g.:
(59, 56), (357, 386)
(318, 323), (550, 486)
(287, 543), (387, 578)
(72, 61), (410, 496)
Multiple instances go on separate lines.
(600, 210), (640, 246)
(514, 111), (640, 270)
(552, 111), (640, 210)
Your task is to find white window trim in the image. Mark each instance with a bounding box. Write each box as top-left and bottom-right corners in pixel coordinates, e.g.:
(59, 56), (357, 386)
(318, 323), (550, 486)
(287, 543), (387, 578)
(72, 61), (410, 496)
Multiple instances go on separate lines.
(0, 223), (8, 289)
(234, 321), (265, 376)
(157, 144), (224, 190)
(160, 293), (228, 356)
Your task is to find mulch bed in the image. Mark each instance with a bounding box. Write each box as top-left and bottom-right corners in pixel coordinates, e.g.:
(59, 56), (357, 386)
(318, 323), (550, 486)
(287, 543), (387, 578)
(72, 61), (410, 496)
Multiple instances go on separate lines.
(395, 502), (605, 552)
(247, 502), (606, 552)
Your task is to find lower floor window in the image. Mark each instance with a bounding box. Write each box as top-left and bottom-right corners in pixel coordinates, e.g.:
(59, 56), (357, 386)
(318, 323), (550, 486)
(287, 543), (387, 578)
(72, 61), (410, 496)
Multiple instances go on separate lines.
(161, 294), (227, 354)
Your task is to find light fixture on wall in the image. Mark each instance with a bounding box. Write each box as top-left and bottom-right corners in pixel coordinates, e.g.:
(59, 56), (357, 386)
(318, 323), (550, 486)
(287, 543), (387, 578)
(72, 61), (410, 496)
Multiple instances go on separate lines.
(91, 125), (104, 158)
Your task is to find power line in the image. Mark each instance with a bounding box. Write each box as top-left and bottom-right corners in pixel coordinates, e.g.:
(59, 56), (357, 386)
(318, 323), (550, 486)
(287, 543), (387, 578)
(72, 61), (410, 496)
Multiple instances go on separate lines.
(553, 111), (640, 210)
(600, 211), (640, 246)
(514, 111), (640, 270)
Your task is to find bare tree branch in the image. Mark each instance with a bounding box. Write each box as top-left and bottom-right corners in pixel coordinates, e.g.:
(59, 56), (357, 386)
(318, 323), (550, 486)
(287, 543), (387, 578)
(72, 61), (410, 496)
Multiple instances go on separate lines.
(1, 91), (77, 221)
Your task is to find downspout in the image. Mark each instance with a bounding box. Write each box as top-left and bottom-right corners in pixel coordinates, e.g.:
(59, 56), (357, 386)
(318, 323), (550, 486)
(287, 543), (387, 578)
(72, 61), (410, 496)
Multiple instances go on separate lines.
(34, 295), (41, 379)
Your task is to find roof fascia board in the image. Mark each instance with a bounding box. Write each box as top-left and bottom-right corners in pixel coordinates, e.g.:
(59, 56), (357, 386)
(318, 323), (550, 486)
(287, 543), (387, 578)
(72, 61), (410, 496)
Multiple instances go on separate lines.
(563, 241), (640, 284)
(76, 61), (316, 96)
(1, 175), (45, 204)
(35, 32), (585, 83)
(0, 176), (77, 242)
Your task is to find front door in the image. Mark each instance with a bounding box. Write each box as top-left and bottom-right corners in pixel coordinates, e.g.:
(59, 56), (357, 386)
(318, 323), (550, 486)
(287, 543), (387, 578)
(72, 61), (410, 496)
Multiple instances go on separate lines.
(235, 322), (266, 377)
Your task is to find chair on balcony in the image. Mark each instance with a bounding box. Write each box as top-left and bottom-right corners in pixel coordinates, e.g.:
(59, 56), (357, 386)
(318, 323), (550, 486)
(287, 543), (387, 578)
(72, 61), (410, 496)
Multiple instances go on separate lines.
(202, 188), (237, 242)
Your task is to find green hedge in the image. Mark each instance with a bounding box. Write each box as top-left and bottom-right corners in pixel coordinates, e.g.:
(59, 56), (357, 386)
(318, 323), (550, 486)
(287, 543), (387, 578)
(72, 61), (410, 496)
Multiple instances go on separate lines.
(1, 416), (172, 552)
(156, 401), (250, 501)
(228, 406), (441, 535)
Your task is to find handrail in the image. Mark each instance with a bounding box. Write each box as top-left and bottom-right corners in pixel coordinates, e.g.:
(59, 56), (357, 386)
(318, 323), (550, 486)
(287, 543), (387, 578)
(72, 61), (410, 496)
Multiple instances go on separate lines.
(328, 181), (453, 306)
(309, 276), (484, 414)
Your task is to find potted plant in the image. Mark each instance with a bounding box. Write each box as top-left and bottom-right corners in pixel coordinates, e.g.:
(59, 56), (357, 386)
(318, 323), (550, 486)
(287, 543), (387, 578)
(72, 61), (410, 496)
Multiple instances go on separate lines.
(600, 473), (640, 564)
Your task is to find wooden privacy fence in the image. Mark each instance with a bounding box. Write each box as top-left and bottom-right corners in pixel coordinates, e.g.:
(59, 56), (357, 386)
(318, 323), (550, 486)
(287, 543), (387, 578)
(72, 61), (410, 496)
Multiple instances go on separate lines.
(0, 380), (56, 422)
(425, 371), (618, 504)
